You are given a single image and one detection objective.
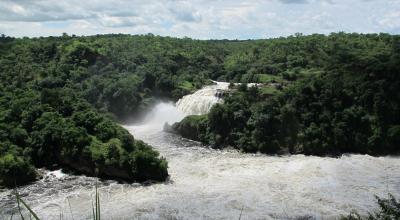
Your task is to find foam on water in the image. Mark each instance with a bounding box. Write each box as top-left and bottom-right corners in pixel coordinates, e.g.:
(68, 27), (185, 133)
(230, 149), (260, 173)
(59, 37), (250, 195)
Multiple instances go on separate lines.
(46, 170), (67, 179)
(1, 83), (400, 220)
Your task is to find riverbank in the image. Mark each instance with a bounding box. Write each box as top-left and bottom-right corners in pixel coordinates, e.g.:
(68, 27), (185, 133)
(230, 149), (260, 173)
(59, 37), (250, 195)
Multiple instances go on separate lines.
(2, 102), (399, 219)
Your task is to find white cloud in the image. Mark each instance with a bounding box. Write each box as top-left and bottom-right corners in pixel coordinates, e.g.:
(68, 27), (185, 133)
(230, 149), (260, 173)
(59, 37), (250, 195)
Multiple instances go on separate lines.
(0, 0), (398, 39)
(378, 11), (400, 30)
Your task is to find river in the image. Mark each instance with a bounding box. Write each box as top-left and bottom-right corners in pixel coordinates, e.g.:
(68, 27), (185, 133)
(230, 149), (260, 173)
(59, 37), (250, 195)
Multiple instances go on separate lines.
(1, 83), (399, 220)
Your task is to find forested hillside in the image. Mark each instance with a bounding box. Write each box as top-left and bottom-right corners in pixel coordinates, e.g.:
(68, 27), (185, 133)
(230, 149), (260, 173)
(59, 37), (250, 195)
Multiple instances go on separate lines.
(173, 33), (400, 156)
(0, 33), (249, 187)
(1, 32), (399, 187)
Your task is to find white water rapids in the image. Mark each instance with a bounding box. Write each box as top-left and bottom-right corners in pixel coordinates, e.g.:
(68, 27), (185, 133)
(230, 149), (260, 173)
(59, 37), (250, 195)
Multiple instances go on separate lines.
(1, 83), (400, 219)
(176, 82), (229, 115)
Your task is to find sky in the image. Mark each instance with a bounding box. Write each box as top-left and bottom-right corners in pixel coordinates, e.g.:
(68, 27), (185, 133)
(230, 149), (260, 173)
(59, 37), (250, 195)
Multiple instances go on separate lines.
(0, 0), (399, 39)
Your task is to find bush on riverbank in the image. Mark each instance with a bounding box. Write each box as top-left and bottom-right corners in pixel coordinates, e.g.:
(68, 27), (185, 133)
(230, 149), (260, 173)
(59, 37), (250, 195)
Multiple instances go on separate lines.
(0, 87), (168, 187)
(171, 115), (209, 142)
(0, 153), (37, 187)
(341, 194), (400, 220)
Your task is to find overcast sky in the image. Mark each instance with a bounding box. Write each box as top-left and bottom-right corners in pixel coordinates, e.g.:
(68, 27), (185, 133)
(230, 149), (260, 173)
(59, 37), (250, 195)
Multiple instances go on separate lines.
(0, 0), (399, 39)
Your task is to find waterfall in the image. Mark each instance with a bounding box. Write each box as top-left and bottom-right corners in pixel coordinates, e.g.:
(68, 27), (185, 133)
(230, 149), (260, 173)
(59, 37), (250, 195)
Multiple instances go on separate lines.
(176, 82), (230, 115)
(124, 82), (230, 134)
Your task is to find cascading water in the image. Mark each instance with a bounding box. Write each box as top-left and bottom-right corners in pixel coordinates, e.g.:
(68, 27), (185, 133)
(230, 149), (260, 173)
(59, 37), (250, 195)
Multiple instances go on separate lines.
(1, 82), (400, 220)
(176, 82), (229, 115)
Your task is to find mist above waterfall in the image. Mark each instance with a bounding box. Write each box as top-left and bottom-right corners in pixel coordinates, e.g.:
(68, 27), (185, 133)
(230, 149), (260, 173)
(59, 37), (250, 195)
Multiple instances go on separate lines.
(131, 82), (230, 133)
(129, 102), (185, 134)
(142, 102), (185, 125)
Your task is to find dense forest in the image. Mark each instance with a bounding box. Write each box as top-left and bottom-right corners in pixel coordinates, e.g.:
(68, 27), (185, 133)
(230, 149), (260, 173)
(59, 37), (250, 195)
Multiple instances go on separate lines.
(1, 32), (399, 187)
(172, 33), (400, 156)
(0, 33), (267, 187)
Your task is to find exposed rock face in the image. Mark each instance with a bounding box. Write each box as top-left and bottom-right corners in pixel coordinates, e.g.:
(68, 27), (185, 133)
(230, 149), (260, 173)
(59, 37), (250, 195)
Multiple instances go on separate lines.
(215, 89), (227, 98)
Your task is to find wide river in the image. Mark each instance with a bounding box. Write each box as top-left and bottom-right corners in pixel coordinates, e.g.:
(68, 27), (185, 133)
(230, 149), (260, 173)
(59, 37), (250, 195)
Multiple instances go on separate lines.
(1, 83), (400, 220)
